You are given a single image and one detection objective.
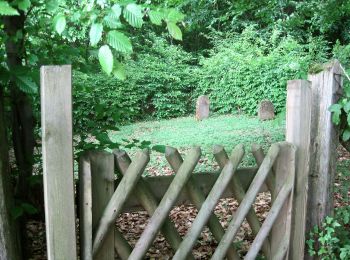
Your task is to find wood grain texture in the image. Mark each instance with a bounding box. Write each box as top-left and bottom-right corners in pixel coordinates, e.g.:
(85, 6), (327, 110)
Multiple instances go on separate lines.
(165, 146), (240, 260)
(115, 168), (265, 212)
(212, 143), (280, 260)
(90, 151), (115, 260)
(270, 142), (296, 259)
(40, 65), (77, 260)
(113, 150), (190, 259)
(214, 145), (271, 258)
(172, 145), (244, 260)
(129, 147), (201, 260)
(79, 154), (93, 260)
(251, 144), (276, 199)
(307, 60), (342, 238)
(245, 172), (293, 260)
(92, 150), (149, 256)
(286, 80), (312, 259)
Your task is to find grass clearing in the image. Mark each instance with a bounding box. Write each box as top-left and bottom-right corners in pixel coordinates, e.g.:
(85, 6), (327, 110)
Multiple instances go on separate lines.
(110, 114), (285, 174)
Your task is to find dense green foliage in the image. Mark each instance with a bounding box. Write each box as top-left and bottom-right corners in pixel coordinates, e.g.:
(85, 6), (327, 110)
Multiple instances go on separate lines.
(196, 28), (327, 115)
(1, 0), (350, 257)
(73, 34), (197, 134)
(307, 162), (350, 259)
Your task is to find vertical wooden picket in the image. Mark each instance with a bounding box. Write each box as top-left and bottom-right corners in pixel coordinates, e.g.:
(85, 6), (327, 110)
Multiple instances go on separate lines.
(40, 65), (77, 260)
(90, 151), (115, 260)
(286, 80), (313, 259)
(307, 60), (342, 232)
(270, 142), (296, 259)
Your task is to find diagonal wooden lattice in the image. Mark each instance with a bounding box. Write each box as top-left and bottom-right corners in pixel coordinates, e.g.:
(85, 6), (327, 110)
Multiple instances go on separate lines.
(79, 142), (295, 260)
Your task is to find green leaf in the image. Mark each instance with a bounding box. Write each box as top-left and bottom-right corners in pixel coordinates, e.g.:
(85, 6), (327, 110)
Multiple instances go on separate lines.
(17, 0), (30, 12)
(0, 1), (19, 15)
(11, 206), (24, 219)
(152, 145), (166, 153)
(166, 9), (184, 23)
(46, 0), (59, 12)
(149, 10), (164, 25)
(103, 13), (123, 29)
(21, 203), (38, 215)
(98, 45), (113, 75)
(329, 104), (342, 125)
(96, 132), (113, 144)
(89, 23), (103, 46)
(53, 13), (66, 35)
(15, 75), (38, 94)
(344, 101), (350, 113)
(111, 4), (121, 18)
(107, 31), (132, 53)
(123, 3), (143, 28)
(167, 22), (182, 40)
(113, 62), (126, 80)
(343, 129), (350, 142)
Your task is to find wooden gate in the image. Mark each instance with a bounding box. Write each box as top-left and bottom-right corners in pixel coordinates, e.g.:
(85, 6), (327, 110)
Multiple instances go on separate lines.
(78, 142), (295, 260)
(40, 61), (342, 260)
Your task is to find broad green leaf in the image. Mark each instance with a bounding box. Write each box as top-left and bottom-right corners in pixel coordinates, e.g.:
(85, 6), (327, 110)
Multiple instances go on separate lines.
(15, 75), (38, 94)
(0, 1), (19, 15)
(46, 0), (59, 12)
(113, 62), (126, 80)
(107, 31), (132, 53)
(111, 4), (121, 18)
(344, 100), (350, 113)
(11, 206), (24, 219)
(96, 132), (113, 144)
(329, 103), (342, 112)
(98, 45), (113, 75)
(166, 9), (184, 23)
(53, 13), (66, 35)
(89, 23), (103, 46)
(347, 113), (350, 126)
(329, 103), (342, 125)
(123, 3), (143, 28)
(17, 0), (30, 12)
(149, 10), (164, 25)
(167, 22), (182, 40)
(152, 145), (166, 153)
(103, 13), (123, 29)
(21, 203), (38, 215)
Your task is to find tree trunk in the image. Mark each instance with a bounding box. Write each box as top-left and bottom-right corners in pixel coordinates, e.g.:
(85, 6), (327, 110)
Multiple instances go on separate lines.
(0, 86), (21, 260)
(4, 13), (35, 201)
(4, 13), (35, 258)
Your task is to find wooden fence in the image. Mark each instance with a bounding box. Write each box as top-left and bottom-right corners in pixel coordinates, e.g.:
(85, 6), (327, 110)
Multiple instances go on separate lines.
(78, 142), (295, 260)
(40, 60), (343, 260)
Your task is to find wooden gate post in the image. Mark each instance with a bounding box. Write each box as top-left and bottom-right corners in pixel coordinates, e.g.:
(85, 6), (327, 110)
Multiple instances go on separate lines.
(286, 80), (313, 259)
(89, 151), (115, 260)
(40, 65), (77, 260)
(307, 60), (342, 231)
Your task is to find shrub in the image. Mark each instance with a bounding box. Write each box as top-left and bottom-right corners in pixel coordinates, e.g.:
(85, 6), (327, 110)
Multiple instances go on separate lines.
(307, 208), (350, 259)
(196, 27), (327, 115)
(72, 33), (198, 134)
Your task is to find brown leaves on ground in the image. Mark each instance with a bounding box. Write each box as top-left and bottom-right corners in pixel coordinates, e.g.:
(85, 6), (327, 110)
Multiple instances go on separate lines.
(28, 193), (271, 259)
(26, 145), (350, 259)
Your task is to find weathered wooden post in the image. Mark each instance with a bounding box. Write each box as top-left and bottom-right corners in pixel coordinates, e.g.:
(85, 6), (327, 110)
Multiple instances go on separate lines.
(307, 60), (342, 231)
(286, 80), (313, 259)
(40, 65), (77, 259)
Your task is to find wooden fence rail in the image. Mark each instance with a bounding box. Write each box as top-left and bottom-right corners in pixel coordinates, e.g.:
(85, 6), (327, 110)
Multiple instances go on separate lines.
(40, 60), (342, 260)
(78, 142), (295, 260)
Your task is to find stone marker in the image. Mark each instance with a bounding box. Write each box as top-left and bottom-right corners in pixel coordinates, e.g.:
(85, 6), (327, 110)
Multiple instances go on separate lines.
(196, 95), (210, 120)
(258, 100), (275, 120)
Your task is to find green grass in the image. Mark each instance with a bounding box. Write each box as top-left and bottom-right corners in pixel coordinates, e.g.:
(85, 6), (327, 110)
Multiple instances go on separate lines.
(110, 114), (285, 174)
